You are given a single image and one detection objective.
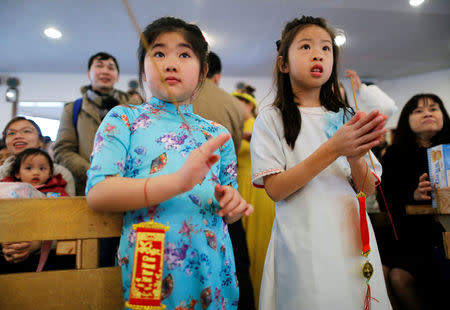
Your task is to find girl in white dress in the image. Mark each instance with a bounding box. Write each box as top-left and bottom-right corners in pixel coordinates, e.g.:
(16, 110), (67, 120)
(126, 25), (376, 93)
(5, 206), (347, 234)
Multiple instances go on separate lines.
(250, 16), (391, 309)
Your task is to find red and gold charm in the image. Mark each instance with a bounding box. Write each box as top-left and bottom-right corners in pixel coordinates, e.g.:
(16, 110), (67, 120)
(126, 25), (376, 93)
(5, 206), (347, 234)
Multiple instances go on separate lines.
(125, 221), (170, 310)
(357, 191), (377, 310)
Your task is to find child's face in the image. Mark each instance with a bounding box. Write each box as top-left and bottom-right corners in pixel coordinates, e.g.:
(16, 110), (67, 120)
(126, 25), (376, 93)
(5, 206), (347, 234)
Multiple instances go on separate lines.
(142, 31), (201, 105)
(282, 25), (333, 93)
(238, 98), (254, 120)
(15, 154), (51, 187)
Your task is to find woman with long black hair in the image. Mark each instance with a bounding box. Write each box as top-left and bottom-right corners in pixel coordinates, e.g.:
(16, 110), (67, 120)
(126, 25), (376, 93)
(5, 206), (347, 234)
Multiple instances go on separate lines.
(378, 93), (450, 310)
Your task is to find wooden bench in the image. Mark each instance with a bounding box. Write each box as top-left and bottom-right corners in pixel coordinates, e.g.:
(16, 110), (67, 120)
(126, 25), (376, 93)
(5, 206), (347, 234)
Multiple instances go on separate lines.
(0, 197), (124, 310)
(405, 187), (450, 259)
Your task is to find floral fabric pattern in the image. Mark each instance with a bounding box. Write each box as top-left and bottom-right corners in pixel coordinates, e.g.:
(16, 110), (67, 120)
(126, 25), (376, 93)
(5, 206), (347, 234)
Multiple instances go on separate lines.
(86, 97), (239, 309)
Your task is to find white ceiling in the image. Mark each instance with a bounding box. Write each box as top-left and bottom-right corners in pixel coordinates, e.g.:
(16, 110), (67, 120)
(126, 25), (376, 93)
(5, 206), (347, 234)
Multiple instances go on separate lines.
(1, 0), (449, 80)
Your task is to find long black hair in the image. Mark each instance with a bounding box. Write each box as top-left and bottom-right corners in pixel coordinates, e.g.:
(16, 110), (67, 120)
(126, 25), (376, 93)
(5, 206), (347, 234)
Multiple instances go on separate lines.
(274, 16), (352, 149)
(393, 93), (450, 147)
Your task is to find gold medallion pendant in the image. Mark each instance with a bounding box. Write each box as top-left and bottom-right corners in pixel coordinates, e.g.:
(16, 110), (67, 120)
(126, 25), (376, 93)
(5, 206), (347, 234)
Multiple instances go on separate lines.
(362, 260), (373, 280)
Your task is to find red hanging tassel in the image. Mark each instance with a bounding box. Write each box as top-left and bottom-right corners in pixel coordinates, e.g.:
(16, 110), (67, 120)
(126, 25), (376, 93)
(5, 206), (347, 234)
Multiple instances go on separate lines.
(357, 192), (370, 255)
(363, 282), (371, 310)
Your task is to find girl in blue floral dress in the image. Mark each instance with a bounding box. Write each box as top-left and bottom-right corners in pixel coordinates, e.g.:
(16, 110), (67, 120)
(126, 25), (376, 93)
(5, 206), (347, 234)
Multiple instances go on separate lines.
(86, 17), (253, 310)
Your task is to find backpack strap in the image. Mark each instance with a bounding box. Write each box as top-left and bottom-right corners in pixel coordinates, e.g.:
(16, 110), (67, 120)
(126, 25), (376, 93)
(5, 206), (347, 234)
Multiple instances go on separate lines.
(72, 98), (83, 137)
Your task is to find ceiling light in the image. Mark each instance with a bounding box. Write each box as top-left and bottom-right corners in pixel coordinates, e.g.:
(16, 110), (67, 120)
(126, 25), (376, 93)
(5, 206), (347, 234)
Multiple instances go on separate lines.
(409, 0), (425, 7)
(6, 88), (18, 102)
(6, 89), (15, 99)
(44, 27), (62, 39)
(334, 33), (346, 46)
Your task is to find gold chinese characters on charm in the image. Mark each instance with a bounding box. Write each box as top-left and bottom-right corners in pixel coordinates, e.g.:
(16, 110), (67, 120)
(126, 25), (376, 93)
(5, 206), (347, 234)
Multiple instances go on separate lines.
(125, 221), (170, 310)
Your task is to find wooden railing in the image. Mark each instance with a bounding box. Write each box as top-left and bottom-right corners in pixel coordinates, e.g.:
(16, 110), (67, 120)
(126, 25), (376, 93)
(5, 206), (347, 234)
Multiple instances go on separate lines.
(405, 187), (450, 259)
(0, 197), (125, 310)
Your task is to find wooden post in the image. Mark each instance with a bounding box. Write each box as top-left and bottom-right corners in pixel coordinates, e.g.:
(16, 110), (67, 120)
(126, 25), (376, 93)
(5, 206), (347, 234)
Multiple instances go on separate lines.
(444, 232), (450, 260)
(436, 187), (450, 214)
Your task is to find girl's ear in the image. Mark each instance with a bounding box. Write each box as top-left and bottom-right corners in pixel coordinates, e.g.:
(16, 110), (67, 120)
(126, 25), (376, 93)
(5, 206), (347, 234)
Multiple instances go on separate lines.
(204, 63), (209, 79)
(196, 63), (208, 87)
(14, 171), (20, 180)
(142, 71), (147, 82)
(278, 56), (289, 73)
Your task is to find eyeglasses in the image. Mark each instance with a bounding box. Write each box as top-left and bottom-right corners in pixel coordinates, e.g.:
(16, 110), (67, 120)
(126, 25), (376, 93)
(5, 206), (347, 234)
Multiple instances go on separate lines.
(5, 127), (36, 138)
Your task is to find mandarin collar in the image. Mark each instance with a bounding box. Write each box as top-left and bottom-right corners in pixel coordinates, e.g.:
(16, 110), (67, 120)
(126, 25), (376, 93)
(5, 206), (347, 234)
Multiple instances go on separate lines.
(148, 97), (193, 114)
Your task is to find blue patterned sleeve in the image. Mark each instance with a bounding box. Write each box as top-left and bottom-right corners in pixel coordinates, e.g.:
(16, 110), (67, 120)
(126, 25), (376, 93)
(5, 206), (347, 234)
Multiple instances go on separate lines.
(218, 128), (238, 190)
(85, 106), (133, 194)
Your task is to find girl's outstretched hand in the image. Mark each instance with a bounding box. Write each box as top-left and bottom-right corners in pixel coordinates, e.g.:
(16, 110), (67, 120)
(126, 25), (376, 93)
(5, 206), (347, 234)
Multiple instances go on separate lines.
(330, 110), (386, 160)
(176, 133), (231, 192)
(215, 184), (254, 224)
(414, 173), (432, 201)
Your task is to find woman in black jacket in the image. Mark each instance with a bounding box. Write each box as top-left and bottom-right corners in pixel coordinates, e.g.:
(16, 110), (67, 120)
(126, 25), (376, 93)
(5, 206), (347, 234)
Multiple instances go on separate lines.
(378, 93), (450, 310)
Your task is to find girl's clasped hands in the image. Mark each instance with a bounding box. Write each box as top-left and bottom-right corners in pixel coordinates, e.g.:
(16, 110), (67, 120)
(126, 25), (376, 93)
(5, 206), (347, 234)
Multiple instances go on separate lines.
(330, 110), (387, 160)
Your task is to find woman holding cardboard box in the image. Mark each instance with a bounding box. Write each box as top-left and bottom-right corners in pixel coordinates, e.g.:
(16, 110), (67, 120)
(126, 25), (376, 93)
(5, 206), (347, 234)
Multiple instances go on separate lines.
(378, 93), (450, 310)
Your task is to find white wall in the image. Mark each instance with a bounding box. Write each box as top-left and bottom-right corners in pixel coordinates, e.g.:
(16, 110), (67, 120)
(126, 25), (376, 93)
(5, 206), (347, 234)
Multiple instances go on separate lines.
(1, 68), (449, 132)
(226, 70), (450, 129)
(219, 75), (276, 109)
(377, 68), (450, 128)
(341, 68), (450, 128)
(0, 72), (141, 133)
(0, 72), (276, 133)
